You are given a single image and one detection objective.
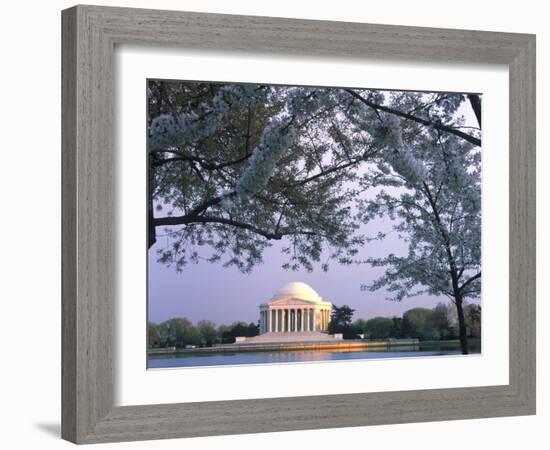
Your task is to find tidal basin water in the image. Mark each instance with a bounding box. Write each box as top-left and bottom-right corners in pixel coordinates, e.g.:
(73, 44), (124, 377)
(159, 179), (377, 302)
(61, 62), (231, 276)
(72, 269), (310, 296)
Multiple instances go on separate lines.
(148, 341), (481, 369)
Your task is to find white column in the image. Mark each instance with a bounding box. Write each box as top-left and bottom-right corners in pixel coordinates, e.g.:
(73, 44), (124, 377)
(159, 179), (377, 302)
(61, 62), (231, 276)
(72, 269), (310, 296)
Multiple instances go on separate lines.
(301, 308), (306, 332)
(284, 308), (290, 333)
(285, 308), (290, 333)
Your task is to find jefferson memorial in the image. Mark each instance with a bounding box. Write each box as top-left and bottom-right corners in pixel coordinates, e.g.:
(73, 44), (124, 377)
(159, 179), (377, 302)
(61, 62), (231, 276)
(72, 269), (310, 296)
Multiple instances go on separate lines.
(242, 281), (341, 343)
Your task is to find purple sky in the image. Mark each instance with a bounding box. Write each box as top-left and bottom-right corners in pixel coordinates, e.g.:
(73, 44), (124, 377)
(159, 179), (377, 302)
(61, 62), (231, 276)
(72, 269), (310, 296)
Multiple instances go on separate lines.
(147, 214), (470, 326)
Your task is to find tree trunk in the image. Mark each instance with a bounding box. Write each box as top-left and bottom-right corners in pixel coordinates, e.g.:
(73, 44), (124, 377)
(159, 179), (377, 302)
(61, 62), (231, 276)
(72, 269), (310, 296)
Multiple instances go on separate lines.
(147, 153), (157, 249)
(467, 94), (482, 129)
(148, 207), (156, 248)
(454, 295), (469, 355)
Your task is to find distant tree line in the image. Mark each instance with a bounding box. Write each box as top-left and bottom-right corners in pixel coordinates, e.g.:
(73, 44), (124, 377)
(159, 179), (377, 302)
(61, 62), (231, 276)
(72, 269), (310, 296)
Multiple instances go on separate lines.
(148, 318), (259, 348)
(149, 301), (480, 348)
(328, 302), (481, 341)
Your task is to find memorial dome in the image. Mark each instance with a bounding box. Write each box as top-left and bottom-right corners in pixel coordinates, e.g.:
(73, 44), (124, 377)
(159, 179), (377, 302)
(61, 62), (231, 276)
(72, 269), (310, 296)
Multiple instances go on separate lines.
(271, 281), (323, 303)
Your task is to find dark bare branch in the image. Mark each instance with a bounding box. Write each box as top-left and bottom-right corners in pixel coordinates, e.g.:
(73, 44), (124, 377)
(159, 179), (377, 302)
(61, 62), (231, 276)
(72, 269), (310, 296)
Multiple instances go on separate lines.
(151, 149), (250, 170)
(459, 272), (481, 294)
(468, 94), (482, 128)
(152, 214), (318, 241)
(345, 89), (481, 147)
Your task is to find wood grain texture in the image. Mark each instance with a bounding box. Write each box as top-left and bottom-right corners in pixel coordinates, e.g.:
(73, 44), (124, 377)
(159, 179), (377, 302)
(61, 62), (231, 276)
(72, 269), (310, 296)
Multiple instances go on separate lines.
(61, 4), (536, 444)
(61, 7), (77, 443)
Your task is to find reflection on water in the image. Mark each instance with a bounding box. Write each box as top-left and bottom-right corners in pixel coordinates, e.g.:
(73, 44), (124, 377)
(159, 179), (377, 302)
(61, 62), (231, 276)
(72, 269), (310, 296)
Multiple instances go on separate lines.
(148, 341), (481, 369)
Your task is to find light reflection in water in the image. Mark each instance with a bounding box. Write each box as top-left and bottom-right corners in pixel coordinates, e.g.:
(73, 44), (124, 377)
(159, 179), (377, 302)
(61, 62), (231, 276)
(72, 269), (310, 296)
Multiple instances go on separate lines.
(148, 342), (480, 369)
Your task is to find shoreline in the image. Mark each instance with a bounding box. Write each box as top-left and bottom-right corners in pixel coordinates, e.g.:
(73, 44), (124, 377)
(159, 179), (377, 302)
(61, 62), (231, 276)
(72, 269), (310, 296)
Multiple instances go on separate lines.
(147, 338), (477, 356)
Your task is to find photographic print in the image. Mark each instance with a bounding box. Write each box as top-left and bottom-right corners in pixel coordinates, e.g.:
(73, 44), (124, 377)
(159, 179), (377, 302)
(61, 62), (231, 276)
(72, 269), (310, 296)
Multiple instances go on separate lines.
(146, 80), (482, 369)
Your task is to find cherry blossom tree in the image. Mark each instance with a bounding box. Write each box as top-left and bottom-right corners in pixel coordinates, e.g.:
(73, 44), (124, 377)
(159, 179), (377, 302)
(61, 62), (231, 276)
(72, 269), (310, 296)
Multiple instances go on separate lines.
(357, 91), (481, 354)
(148, 81), (375, 273)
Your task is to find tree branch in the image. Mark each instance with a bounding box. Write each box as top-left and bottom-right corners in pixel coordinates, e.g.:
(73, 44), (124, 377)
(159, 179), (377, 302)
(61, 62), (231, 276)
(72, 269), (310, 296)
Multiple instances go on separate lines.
(468, 94), (482, 128)
(287, 149), (375, 188)
(459, 272), (481, 294)
(345, 89), (481, 147)
(151, 149), (250, 170)
(152, 214), (318, 241)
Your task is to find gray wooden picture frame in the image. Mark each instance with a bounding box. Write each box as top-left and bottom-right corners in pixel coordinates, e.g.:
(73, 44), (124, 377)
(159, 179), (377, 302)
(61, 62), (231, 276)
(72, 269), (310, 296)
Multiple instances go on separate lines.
(61, 4), (536, 444)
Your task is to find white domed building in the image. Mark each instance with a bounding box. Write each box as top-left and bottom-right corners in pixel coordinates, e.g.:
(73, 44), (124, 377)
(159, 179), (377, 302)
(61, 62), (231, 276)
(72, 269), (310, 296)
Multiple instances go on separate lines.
(242, 282), (341, 343)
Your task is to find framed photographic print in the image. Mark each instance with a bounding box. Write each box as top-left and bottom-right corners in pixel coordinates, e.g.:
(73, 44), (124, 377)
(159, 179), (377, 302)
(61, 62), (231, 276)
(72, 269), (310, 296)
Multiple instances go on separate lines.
(146, 79), (483, 368)
(62, 5), (536, 444)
